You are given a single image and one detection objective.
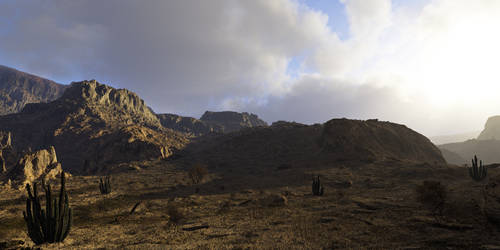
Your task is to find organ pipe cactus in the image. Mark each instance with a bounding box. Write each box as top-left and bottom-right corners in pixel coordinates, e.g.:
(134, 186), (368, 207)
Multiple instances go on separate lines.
(312, 175), (324, 196)
(99, 176), (111, 194)
(23, 171), (72, 244)
(469, 155), (487, 182)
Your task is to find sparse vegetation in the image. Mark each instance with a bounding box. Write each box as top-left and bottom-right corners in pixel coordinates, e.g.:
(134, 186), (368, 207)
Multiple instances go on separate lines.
(166, 203), (184, 224)
(312, 175), (324, 196)
(23, 172), (72, 245)
(99, 176), (111, 194)
(416, 180), (447, 219)
(469, 155), (487, 181)
(468, 155), (489, 212)
(188, 164), (208, 184)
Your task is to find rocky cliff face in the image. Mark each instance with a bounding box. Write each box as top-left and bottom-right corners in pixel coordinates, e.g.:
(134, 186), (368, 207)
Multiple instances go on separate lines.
(200, 111), (268, 133)
(0, 80), (188, 174)
(478, 116), (500, 140)
(0, 65), (68, 115)
(157, 113), (223, 136)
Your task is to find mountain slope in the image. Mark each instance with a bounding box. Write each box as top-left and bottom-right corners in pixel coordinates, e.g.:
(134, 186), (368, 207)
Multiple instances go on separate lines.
(182, 119), (446, 169)
(0, 80), (188, 174)
(0, 65), (68, 114)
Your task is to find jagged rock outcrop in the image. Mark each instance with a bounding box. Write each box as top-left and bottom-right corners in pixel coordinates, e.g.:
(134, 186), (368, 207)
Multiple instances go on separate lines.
(0, 80), (188, 173)
(478, 116), (500, 140)
(0, 65), (68, 115)
(157, 113), (223, 136)
(182, 118), (445, 168)
(200, 111), (268, 133)
(4, 146), (63, 189)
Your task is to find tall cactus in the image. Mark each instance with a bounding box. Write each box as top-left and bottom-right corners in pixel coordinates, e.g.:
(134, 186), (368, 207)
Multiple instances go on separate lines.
(312, 175), (324, 196)
(469, 155), (487, 182)
(23, 171), (72, 244)
(99, 176), (111, 194)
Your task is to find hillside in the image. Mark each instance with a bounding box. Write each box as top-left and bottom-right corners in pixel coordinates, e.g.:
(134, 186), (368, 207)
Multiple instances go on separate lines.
(181, 119), (446, 169)
(0, 65), (68, 114)
(0, 80), (188, 174)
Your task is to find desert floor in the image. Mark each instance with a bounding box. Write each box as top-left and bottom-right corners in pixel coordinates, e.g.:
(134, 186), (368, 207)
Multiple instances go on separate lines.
(1, 158), (500, 249)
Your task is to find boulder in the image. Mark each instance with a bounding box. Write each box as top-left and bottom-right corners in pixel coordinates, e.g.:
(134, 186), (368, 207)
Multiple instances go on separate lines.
(4, 146), (64, 189)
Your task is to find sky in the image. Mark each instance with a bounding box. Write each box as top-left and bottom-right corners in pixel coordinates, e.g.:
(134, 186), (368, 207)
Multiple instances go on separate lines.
(1, 0), (500, 137)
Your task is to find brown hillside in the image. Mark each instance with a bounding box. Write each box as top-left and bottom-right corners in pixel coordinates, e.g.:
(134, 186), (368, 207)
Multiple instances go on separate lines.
(181, 119), (445, 169)
(0, 65), (68, 114)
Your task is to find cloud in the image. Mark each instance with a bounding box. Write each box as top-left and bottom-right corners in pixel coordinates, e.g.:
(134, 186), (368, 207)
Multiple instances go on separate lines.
(1, 0), (500, 136)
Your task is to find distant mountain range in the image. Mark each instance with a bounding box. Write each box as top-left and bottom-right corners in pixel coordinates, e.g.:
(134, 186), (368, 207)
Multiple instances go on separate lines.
(0, 65), (67, 115)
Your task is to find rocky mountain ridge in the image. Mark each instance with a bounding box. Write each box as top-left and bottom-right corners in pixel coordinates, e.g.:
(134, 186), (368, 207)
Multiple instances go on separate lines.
(0, 80), (188, 174)
(0, 65), (68, 115)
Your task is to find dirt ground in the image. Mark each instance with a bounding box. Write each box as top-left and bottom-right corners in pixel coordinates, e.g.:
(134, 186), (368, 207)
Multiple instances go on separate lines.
(1, 158), (500, 249)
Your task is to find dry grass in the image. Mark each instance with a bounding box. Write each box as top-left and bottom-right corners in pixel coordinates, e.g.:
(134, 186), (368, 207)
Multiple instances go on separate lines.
(1, 159), (500, 249)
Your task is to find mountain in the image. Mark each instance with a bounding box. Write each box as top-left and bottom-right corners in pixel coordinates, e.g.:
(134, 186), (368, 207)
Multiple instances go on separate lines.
(0, 80), (188, 174)
(439, 116), (500, 164)
(156, 113), (223, 136)
(478, 116), (500, 140)
(0, 65), (68, 114)
(157, 111), (267, 136)
(181, 119), (446, 168)
(200, 111), (268, 133)
(430, 131), (480, 145)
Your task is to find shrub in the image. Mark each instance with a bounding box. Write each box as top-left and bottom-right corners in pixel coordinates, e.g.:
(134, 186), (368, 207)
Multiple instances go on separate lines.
(188, 164), (208, 184)
(166, 203), (184, 224)
(416, 180), (447, 217)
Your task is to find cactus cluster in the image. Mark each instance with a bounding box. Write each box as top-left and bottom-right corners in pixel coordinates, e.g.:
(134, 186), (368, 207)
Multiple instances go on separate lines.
(23, 171), (72, 245)
(312, 175), (324, 196)
(99, 176), (111, 194)
(469, 155), (487, 182)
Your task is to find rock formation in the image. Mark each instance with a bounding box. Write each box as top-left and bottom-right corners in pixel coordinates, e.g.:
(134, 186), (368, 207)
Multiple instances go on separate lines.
(200, 111), (268, 133)
(0, 80), (188, 174)
(4, 146), (63, 189)
(478, 116), (500, 140)
(157, 113), (223, 136)
(0, 65), (68, 115)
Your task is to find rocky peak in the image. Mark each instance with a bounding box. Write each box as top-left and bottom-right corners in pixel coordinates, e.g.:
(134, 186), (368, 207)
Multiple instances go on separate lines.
(200, 111), (268, 133)
(478, 116), (500, 140)
(56, 80), (161, 129)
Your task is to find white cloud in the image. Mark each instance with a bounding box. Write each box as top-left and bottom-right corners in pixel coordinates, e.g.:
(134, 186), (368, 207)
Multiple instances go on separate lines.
(1, 0), (500, 136)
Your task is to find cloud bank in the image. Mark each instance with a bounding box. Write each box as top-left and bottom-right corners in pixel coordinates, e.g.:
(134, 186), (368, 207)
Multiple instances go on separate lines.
(1, 0), (500, 136)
